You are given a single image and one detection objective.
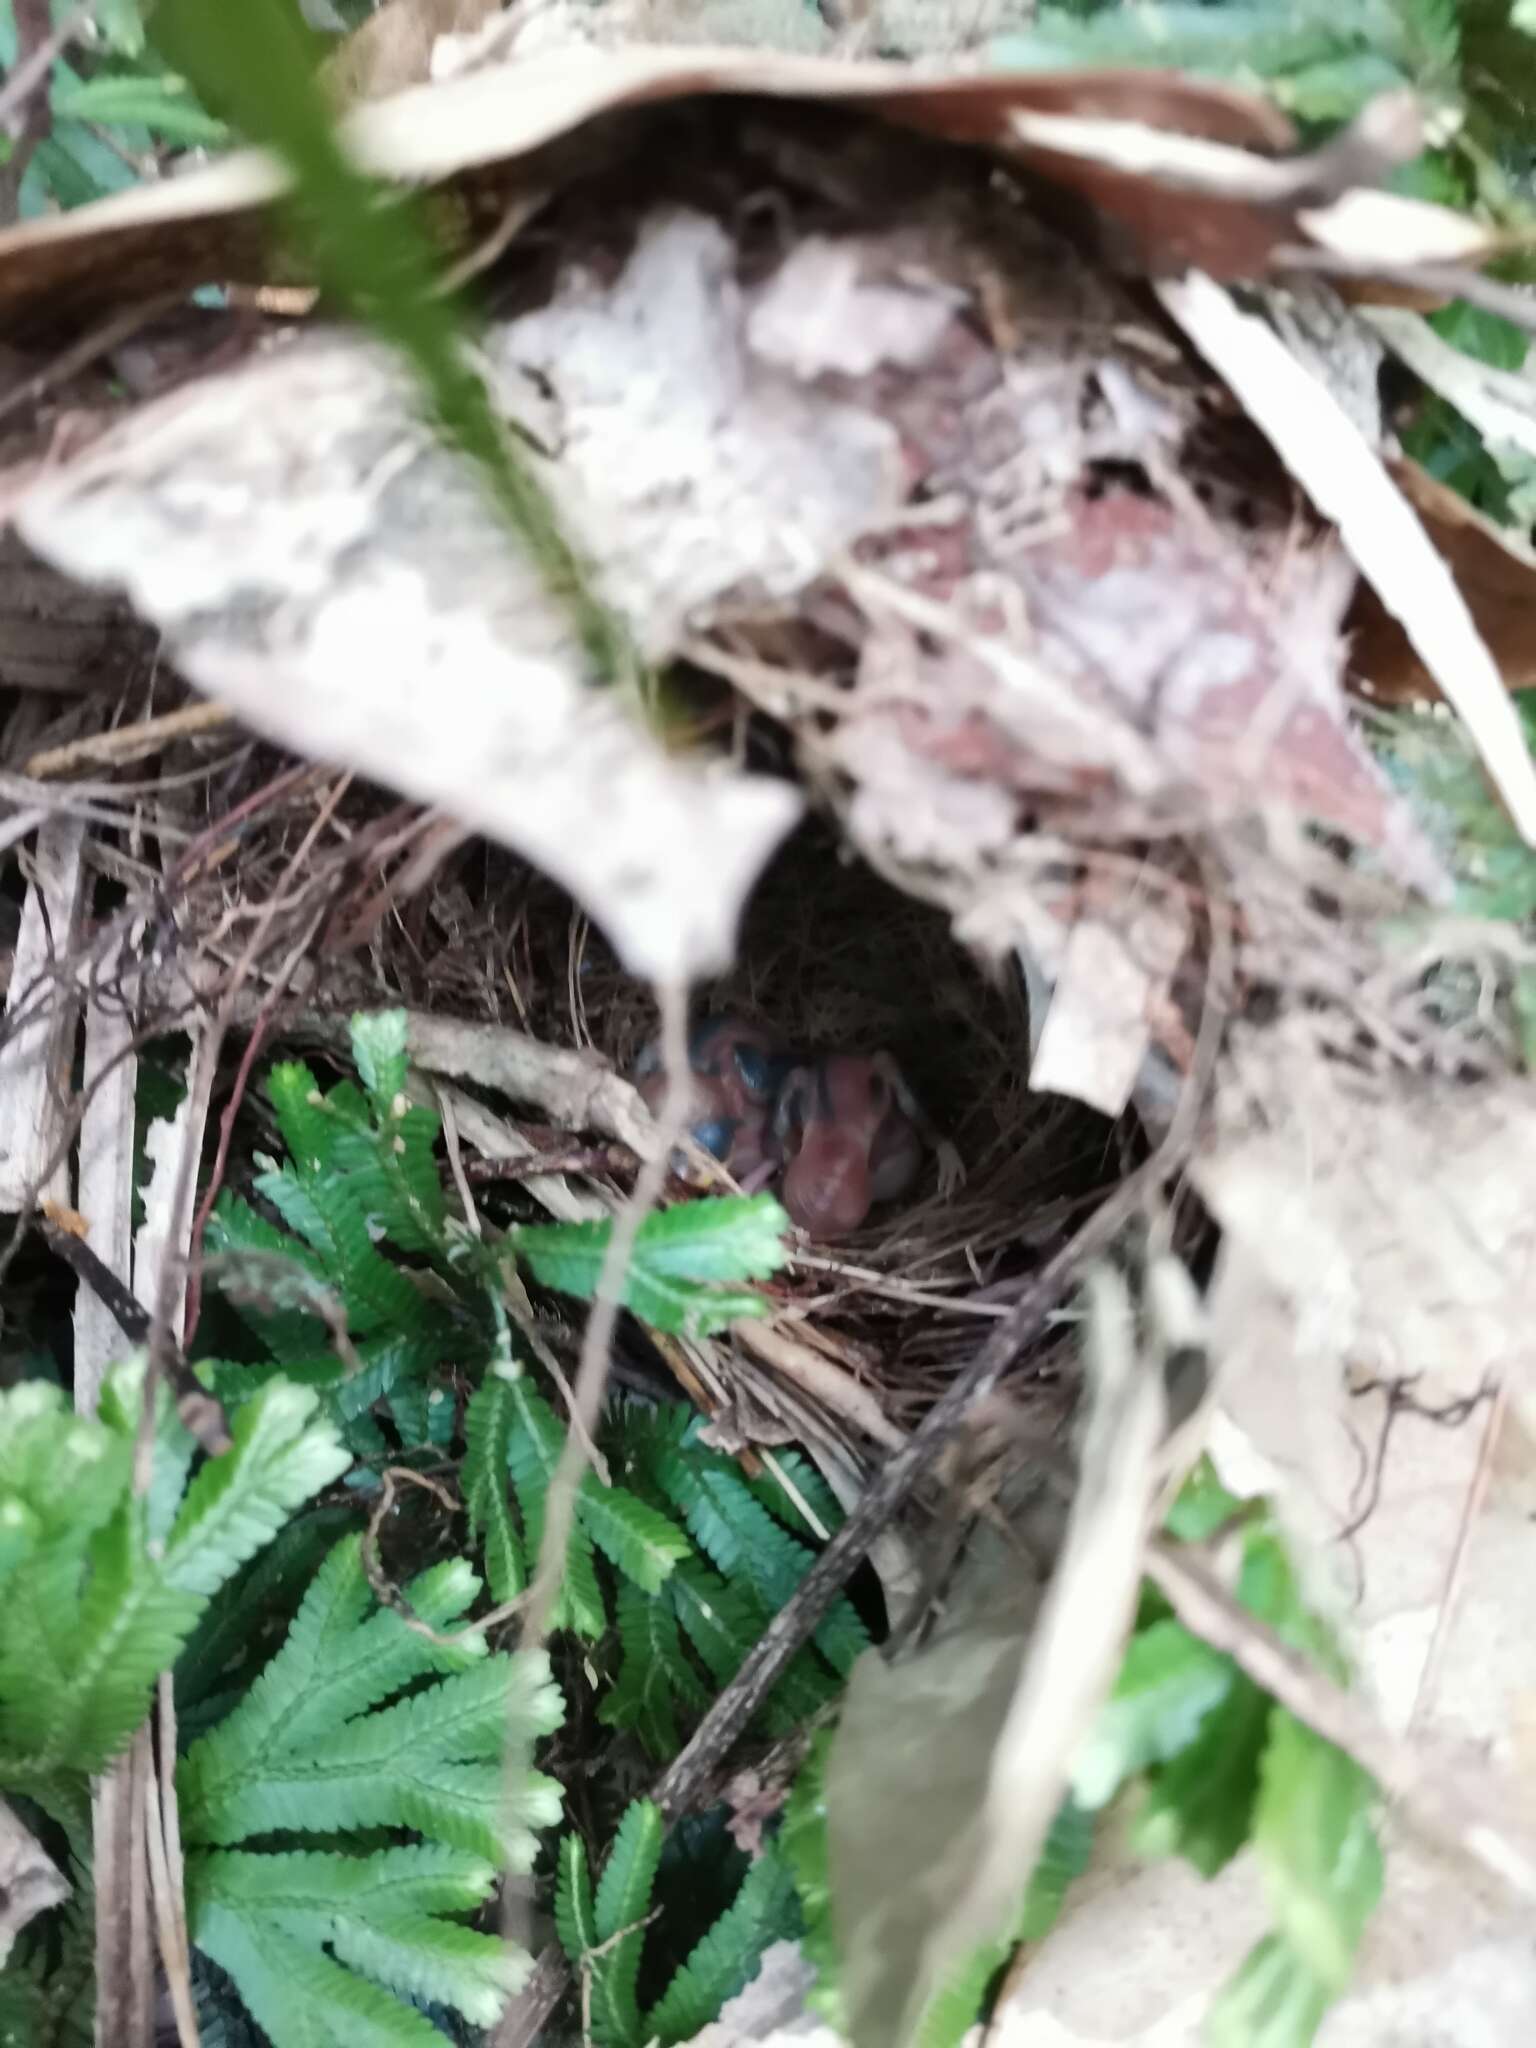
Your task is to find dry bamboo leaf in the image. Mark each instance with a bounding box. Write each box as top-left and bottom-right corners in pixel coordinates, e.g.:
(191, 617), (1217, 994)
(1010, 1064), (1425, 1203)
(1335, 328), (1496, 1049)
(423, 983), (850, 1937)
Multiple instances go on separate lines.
(1158, 270), (1536, 843)
(1348, 460), (1536, 702)
(0, 41), (1434, 330)
(827, 1270), (1164, 2046)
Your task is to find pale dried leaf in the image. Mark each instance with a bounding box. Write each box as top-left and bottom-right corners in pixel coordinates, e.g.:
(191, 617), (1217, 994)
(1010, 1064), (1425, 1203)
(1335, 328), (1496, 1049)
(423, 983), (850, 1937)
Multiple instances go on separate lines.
(322, 0), (505, 102)
(16, 215), (838, 977)
(1030, 902), (1187, 1118)
(74, 993), (139, 1402)
(828, 1274), (1163, 2045)
(0, 1798), (69, 1968)
(1158, 271), (1536, 844)
(0, 815), (84, 1210)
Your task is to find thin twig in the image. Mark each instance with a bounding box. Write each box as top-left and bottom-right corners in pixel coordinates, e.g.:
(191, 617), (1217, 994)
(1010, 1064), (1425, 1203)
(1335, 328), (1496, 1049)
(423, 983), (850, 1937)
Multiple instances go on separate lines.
(1145, 1535), (1536, 1899)
(1274, 248), (1536, 339)
(26, 700), (233, 781)
(519, 978), (691, 1647)
(1405, 1383), (1506, 1740)
(143, 1679), (199, 2048)
(39, 1219), (230, 1454)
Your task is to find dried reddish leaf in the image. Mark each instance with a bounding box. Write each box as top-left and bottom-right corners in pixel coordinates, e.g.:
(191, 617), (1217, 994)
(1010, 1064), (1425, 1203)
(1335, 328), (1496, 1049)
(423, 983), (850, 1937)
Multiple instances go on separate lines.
(1349, 459), (1536, 703)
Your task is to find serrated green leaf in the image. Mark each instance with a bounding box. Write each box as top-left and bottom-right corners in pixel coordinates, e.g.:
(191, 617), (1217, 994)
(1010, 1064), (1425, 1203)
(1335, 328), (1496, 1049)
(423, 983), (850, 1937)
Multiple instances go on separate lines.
(509, 1196), (787, 1337)
(463, 1380), (526, 1604)
(555, 1831), (599, 1969)
(646, 1846), (800, 2044)
(590, 1799), (665, 2047)
(163, 1382), (350, 1599)
(599, 1582), (707, 1758)
(3, 1497), (202, 1776)
(349, 1010), (410, 1110)
(1072, 1619), (1235, 1809)
(504, 1382), (605, 1637)
(1132, 1675), (1272, 1877)
(577, 1477), (691, 1594)
(181, 1539), (565, 2042)
(266, 1063), (339, 1179)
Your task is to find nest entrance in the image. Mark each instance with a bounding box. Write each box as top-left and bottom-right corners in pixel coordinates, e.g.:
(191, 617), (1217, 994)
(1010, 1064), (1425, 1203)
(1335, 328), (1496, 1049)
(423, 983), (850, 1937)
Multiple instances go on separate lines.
(494, 811), (1116, 1418)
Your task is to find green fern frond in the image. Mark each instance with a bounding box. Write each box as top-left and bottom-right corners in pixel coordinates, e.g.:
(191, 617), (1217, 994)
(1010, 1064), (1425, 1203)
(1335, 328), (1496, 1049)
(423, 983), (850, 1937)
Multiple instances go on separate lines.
(599, 1581), (707, 1757)
(349, 1010), (410, 1112)
(666, 1556), (835, 1736)
(645, 1845), (800, 2045)
(650, 1448), (867, 1677)
(502, 1383), (604, 1637)
(509, 1194), (788, 1337)
(181, 1540), (565, 2045)
(590, 1798), (665, 2047)
(191, 1844), (522, 2029)
(175, 1508), (354, 1717)
(578, 1477), (692, 1595)
(462, 1377), (526, 1604)
(161, 1381), (351, 1598)
(206, 1191), (328, 1280)
(554, 1831), (599, 1973)
(190, 1898), (445, 2047)
(266, 1061), (344, 1178)
(744, 1447), (846, 1544)
(254, 1163), (427, 1338)
(181, 1544), (478, 1825)
(0, 1377), (346, 1786)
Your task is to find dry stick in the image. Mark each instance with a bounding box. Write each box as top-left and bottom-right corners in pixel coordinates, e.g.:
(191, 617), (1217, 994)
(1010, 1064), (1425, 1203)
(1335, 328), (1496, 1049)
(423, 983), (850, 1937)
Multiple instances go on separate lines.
(143, 1679), (199, 2048)
(39, 1219), (231, 1454)
(26, 700), (233, 781)
(518, 977), (692, 1648)
(1144, 1536), (1536, 1900)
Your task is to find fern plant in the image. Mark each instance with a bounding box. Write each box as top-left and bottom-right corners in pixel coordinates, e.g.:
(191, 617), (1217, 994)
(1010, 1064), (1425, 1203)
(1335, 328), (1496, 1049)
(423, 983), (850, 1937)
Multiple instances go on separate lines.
(202, 1009), (847, 1755)
(201, 1010), (791, 1457)
(554, 1797), (800, 2048)
(0, 1362), (348, 1824)
(179, 1533), (564, 2044)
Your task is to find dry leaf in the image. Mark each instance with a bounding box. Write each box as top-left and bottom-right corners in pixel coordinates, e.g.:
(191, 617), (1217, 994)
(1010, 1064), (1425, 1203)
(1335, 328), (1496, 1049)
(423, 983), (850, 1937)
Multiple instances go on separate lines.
(0, 1799), (69, 1968)
(827, 1272), (1163, 2045)
(14, 215), (831, 978)
(1, 43), (1461, 330)
(1159, 270), (1536, 843)
(1348, 459), (1536, 702)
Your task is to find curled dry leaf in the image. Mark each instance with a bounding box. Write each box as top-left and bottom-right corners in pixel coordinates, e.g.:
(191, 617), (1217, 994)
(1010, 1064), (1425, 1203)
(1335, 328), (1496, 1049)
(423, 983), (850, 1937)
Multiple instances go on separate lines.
(0, 40), (1489, 328)
(14, 220), (840, 978)
(1349, 458), (1536, 701)
(826, 1270), (1164, 2047)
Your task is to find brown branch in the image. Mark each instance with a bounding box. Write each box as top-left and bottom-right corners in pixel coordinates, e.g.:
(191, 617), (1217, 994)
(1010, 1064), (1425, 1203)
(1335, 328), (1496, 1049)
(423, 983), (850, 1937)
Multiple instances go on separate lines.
(40, 1220), (231, 1456)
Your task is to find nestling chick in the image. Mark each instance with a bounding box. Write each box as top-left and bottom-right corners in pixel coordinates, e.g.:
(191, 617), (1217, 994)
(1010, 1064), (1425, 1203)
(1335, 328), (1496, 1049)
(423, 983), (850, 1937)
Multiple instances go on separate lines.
(634, 1015), (791, 1189)
(774, 1051), (962, 1238)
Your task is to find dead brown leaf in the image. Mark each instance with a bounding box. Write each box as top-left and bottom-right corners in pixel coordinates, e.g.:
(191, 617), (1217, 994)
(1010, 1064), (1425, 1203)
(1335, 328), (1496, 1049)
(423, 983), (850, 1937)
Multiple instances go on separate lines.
(0, 42), (1481, 332)
(1349, 459), (1536, 702)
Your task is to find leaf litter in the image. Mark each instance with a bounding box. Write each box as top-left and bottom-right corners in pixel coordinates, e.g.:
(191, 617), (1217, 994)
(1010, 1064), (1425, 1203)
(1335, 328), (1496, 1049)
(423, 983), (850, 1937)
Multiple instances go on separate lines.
(5, 32), (1536, 2048)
